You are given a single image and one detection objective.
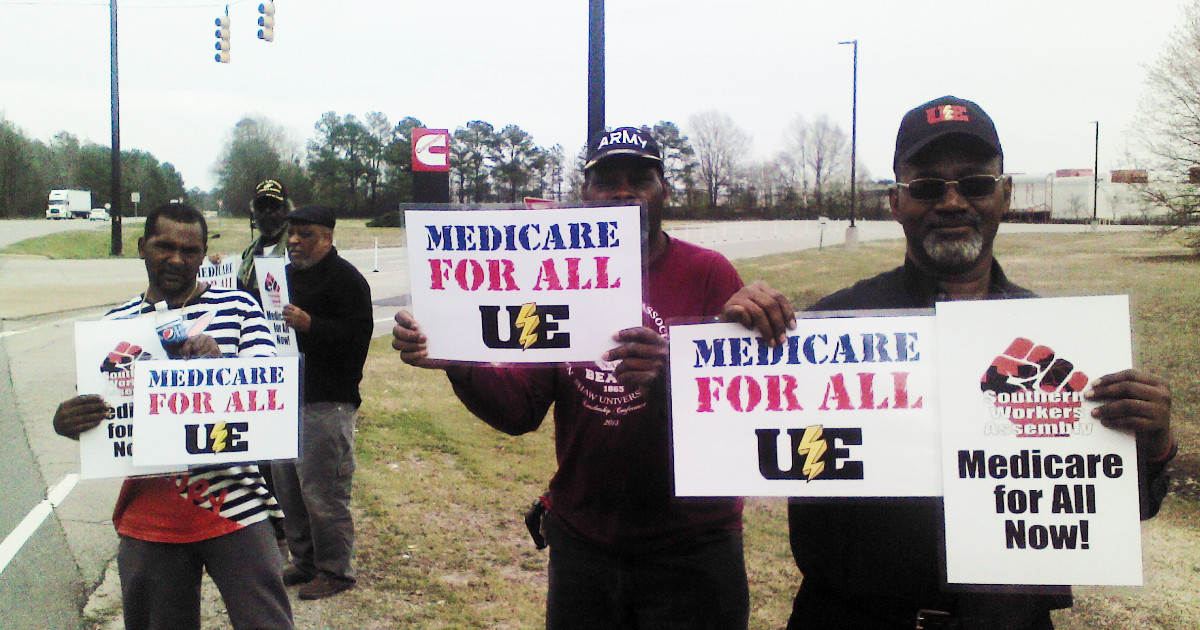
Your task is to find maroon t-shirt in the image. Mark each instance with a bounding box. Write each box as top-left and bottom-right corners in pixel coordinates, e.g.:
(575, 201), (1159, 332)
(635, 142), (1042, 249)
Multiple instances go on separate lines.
(451, 237), (745, 551)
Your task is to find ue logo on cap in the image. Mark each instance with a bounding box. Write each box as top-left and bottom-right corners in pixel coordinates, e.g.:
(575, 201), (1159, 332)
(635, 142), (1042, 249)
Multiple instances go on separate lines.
(413, 128), (451, 172)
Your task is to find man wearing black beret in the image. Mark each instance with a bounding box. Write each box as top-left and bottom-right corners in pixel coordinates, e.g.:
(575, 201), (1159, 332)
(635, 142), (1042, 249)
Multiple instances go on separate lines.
(272, 205), (374, 600)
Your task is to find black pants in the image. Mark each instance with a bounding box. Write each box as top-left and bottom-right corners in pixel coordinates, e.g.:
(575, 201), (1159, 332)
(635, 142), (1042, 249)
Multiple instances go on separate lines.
(544, 516), (749, 630)
(786, 584), (1055, 630)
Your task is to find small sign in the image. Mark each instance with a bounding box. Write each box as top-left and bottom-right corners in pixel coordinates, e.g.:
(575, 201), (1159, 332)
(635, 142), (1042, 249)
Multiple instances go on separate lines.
(74, 319), (181, 479)
(412, 128), (451, 172)
(254, 257), (298, 356)
(669, 314), (939, 497)
(405, 205), (644, 364)
(131, 356), (300, 467)
(937, 296), (1141, 586)
(197, 257), (238, 290)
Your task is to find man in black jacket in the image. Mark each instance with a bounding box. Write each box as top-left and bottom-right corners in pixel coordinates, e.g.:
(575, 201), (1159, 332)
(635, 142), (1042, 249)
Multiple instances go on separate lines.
(722, 95), (1174, 629)
(273, 205), (374, 600)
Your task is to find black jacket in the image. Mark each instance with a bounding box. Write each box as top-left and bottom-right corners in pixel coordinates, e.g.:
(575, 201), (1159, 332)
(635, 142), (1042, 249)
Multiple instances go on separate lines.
(788, 257), (1172, 627)
(287, 247), (373, 406)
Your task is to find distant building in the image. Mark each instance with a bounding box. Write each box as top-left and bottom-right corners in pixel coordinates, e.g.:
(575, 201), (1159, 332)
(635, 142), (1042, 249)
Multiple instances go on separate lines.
(1007, 169), (1169, 222)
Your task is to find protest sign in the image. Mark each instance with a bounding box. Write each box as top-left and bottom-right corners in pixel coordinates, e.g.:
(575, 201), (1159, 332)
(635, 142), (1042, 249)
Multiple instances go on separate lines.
(937, 296), (1141, 586)
(254, 257), (298, 356)
(131, 356), (300, 467)
(669, 314), (939, 497)
(405, 206), (643, 363)
(197, 257), (238, 290)
(74, 319), (182, 479)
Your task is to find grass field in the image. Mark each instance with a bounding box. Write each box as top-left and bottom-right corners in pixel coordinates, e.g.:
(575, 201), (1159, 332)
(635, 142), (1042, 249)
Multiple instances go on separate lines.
(0, 217), (406, 259)
(314, 231), (1200, 629)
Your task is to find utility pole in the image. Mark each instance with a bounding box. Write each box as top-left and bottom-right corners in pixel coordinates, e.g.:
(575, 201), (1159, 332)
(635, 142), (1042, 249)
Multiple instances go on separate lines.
(1091, 121), (1099, 224)
(587, 0), (605, 143)
(838, 39), (859, 249)
(110, 1), (122, 256)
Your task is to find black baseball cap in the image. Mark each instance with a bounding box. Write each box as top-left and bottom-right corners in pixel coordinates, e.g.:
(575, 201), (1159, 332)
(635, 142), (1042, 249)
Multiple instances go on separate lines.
(253, 179), (287, 203)
(584, 127), (663, 171)
(894, 96), (1002, 171)
(287, 205), (336, 229)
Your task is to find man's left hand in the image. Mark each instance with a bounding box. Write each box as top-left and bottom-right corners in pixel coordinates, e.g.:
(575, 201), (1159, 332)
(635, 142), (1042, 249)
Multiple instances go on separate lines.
(178, 333), (221, 359)
(283, 304), (312, 332)
(1086, 369), (1173, 458)
(602, 327), (668, 389)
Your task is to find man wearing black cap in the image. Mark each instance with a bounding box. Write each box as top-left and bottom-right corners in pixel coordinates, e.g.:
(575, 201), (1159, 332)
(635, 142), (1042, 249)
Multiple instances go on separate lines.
(723, 96), (1175, 629)
(271, 205), (374, 600)
(238, 179), (293, 305)
(392, 127), (751, 629)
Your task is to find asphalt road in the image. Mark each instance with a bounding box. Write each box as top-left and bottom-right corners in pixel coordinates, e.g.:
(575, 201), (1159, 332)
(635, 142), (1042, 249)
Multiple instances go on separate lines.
(0, 218), (1147, 628)
(0, 216), (113, 249)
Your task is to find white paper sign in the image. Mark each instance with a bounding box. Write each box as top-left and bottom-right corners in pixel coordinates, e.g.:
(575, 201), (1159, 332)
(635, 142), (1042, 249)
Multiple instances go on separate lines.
(74, 320), (183, 479)
(669, 314), (939, 497)
(131, 356), (300, 466)
(405, 206), (644, 363)
(254, 257), (298, 356)
(197, 257), (238, 290)
(937, 296), (1142, 586)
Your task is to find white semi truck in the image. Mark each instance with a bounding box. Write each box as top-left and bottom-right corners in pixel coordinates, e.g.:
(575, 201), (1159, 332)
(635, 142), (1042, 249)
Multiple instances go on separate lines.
(45, 189), (92, 219)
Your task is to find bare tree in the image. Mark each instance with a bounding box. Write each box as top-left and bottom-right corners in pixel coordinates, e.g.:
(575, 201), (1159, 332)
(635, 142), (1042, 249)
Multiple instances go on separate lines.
(786, 114), (848, 213)
(1131, 0), (1200, 245)
(688, 110), (751, 207)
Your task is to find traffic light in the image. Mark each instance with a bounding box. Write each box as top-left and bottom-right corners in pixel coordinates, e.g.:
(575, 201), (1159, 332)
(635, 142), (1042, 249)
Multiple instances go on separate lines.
(257, 2), (275, 42)
(214, 15), (231, 63)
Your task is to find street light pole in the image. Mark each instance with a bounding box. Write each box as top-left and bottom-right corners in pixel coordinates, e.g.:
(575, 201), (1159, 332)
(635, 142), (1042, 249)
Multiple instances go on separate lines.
(587, 0), (605, 143)
(838, 39), (859, 248)
(1091, 120), (1099, 224)
(109, 1), (122, 256)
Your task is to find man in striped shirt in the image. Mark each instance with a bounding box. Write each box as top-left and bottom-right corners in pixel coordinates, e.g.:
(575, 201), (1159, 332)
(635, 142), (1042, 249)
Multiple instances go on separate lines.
(53, 203), (293, 630)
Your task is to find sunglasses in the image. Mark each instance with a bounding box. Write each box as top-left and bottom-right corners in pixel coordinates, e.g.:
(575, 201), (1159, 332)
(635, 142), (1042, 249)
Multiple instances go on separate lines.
(897, 175), (1004, 201)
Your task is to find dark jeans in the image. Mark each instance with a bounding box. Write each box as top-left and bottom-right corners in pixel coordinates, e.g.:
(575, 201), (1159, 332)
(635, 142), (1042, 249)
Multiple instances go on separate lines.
(272, 401), (357, 583)
(117, 520), (293, 630)
(544, 515), (749, 630)
(787, 583), (1056, 630)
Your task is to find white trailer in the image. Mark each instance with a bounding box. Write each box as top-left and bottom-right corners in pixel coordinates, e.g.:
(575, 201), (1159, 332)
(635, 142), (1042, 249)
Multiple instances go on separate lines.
(46, 189), (92, 220)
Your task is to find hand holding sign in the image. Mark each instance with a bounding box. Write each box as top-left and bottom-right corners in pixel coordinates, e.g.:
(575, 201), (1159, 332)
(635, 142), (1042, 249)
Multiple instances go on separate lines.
(53, 394), (109, 439)
(282, 304), (312, 333)
(719, 281), (795, 347)
(1086, 369), (1173, 459)
(391, 310), (455, 372)
(602, 327), (669, 389)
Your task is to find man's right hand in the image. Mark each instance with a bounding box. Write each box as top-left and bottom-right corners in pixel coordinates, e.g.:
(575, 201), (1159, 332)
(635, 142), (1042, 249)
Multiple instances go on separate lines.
(719, 281), (796, 347)
(53, 394), (108, 440)
(392, 311), (455, 371)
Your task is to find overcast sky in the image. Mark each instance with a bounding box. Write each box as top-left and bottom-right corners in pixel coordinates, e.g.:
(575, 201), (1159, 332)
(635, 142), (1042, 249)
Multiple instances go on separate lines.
(1, 0), (1190, 192)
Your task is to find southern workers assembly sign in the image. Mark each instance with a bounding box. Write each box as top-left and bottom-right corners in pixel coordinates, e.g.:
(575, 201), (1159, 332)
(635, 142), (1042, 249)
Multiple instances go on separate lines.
(74, 319), (182, 480)
(405, 206), (643, 363)
(937, 296), (1141, 586)
(669, 314), (939, 497)
(254, 256), (299, 356)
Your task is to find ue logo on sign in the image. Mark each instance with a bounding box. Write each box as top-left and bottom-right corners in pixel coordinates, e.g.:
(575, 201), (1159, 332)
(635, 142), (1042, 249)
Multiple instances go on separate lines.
(413, 128), (450, 172)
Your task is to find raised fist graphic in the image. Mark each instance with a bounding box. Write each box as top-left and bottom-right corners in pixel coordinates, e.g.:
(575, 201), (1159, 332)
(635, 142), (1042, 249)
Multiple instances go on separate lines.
(980, 337), (1089, 395)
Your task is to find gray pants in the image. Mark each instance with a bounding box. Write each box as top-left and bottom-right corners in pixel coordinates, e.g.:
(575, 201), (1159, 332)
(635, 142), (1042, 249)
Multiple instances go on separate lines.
(117, 520), (293, 630)
(271, 401), (357, 583)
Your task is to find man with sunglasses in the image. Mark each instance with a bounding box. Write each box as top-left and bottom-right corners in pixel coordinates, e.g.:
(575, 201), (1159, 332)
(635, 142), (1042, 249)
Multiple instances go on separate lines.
(723, 96), (1174, 629)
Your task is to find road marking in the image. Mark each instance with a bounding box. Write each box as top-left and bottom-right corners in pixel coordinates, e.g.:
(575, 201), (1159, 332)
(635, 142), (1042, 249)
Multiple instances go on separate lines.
(0, 474), (79, 576)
